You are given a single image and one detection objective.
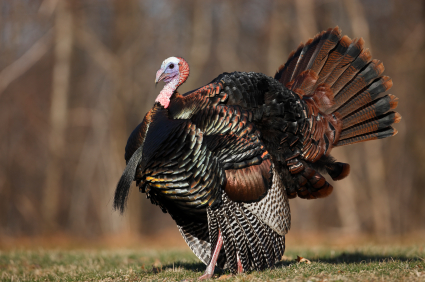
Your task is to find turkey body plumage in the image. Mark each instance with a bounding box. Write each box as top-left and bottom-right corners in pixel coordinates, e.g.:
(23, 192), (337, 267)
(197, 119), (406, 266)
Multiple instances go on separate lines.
(114, 27), (400, 277)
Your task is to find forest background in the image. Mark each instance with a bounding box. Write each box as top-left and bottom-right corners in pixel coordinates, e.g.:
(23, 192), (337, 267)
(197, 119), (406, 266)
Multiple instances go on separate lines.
(0, 0), (424, 248)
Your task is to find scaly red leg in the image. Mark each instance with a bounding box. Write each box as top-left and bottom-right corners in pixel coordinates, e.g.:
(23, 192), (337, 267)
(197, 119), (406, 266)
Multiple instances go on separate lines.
(198, 230), (223, 280)
(237, 253), (243, 274)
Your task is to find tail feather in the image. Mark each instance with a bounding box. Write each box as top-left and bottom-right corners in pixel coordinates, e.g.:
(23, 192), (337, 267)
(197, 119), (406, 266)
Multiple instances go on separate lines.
(329, 45), (371, 94)
(292, 29), (338, 83)
(278, 27), (399, 148)
(275, 26), (400, 199)
(292, 34), (323, 80)
(340, 111), (401, 140)
(308, 27), (342, 74)
(314, 35), (352, 88)
(289, 40), (314, 83)
(327, 59), (385, 114)
(289, 70), (318, 93)
(324, 38), (365, 88)
(301, 27), (342, 93)
(336, 76), (393, 118)
(276, 43), (305, 86)
(341, 94), (399, 130)
(275, 27), (341, 88)
(336, 126), (397, 147)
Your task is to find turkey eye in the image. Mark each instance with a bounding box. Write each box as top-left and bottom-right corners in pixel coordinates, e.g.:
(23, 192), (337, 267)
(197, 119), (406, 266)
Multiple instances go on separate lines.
(169, 64), (174, 69)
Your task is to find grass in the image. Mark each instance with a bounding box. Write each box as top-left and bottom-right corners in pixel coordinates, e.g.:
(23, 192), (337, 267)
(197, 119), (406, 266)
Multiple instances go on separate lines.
(0, 245), (424, 281)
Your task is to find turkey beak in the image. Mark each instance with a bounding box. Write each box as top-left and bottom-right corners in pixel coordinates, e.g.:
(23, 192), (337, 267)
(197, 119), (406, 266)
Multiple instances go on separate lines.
(155, 68), (167, 85)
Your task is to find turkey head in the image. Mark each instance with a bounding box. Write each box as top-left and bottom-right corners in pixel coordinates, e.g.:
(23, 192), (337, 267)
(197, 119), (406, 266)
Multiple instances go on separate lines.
(154, 56), (189, 108)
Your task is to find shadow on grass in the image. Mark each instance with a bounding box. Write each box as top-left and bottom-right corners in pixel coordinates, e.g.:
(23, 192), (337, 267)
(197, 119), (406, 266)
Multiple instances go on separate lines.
(162, 252), (422, 273)
(312, 252), (422, 264)
(275, 252), (421, 268)
(162, 261), (205, 272)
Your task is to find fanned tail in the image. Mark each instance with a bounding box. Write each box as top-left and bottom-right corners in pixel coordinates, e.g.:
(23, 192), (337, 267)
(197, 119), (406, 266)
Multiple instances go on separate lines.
(276, 26), (401, 148)
(275, 26), (401, 198)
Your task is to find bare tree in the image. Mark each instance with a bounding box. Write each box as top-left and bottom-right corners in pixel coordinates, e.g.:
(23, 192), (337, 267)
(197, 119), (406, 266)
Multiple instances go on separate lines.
(0, 0), (423, 239)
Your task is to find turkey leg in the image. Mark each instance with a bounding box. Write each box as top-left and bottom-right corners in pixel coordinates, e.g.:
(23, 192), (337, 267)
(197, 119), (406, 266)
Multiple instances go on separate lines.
(237, 253), (243, 273)
(198, 230), (223, 280)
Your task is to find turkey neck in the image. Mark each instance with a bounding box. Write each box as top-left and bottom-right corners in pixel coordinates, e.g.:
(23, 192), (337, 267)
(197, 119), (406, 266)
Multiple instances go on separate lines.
(156, 76), (179, 108)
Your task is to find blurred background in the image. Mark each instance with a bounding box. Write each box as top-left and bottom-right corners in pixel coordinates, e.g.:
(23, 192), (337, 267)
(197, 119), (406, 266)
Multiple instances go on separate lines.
(0, 0), (424, 247)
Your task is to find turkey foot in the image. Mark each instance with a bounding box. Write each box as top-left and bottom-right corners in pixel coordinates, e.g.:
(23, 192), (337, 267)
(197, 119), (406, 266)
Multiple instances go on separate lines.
(198, 230), (223, 280)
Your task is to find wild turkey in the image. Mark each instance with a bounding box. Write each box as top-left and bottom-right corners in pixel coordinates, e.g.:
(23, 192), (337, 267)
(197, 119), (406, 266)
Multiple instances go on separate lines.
(114, 27), (400, 279)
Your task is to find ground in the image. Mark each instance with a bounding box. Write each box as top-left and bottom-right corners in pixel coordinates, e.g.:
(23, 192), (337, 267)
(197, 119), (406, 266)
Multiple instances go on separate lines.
(1, 244), (424, 281)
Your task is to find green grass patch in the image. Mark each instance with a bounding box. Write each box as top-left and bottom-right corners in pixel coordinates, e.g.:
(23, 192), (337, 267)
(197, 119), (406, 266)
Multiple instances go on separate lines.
(0, 246), (424, 281)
